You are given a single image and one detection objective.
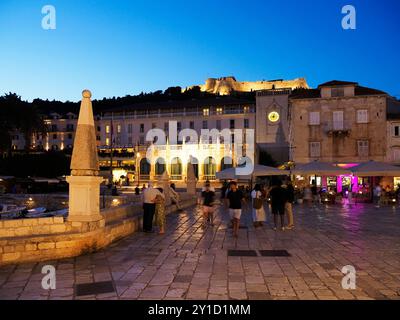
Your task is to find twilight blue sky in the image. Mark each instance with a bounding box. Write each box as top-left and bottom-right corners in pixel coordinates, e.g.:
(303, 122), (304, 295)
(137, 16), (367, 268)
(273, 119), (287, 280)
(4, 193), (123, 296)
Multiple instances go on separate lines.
(0, 0), (399, 101)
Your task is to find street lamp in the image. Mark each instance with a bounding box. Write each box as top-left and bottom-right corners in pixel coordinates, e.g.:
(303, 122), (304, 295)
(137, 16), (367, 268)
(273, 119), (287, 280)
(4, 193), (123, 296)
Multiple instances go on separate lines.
(136, 151), (141, 186)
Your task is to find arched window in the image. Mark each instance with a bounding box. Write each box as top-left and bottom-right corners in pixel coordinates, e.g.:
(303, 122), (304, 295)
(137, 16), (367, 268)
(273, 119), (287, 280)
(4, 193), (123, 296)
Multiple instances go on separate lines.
(170, 157), (182, 179)
(140, 158), (151, 175)
(187, 157), (199, 179)
(221, 156), (233, 170)
(203, 157), (216, 180)
(155, 158), (166, 175)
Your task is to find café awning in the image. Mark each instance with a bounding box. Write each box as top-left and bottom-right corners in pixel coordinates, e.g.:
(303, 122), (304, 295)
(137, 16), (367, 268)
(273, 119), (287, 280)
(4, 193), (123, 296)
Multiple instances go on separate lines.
(291, 161), (351, 176)
(350, 161), (400, 177)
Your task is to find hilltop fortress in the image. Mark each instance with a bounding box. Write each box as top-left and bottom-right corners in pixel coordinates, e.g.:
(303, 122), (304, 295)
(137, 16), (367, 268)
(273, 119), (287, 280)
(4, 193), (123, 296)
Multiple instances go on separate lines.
(186, 76), (309, 95)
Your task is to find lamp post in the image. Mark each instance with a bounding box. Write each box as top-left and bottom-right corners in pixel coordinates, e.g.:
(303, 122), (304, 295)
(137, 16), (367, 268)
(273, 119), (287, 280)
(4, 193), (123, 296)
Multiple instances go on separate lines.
(136, 151), (141, 186)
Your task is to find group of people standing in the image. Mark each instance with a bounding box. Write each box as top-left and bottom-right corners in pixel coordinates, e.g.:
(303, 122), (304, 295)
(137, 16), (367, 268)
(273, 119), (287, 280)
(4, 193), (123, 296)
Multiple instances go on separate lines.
(142, 179), (296, 238)
(142, 183), (166, 234)
(141, 182), (183, 234)
(200, 180), (296, 237)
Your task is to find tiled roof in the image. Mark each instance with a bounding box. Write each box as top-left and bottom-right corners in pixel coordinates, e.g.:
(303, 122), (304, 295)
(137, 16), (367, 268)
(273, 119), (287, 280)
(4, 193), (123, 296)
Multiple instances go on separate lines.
(290, 88), (320, 99)
(355, 86), (387, 96)
(387, 98), (400, 119)
(318, 80), (358, 87)
(290, 83), (387, 99)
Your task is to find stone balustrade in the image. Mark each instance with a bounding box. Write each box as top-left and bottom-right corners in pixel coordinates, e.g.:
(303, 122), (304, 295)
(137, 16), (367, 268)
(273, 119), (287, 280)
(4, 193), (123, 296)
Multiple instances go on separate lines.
(0, 193), (197, 265)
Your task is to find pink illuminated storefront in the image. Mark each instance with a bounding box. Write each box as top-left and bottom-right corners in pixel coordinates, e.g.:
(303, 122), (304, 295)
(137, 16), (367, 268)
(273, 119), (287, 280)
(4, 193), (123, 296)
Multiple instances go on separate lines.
(294, 162), (374, 202)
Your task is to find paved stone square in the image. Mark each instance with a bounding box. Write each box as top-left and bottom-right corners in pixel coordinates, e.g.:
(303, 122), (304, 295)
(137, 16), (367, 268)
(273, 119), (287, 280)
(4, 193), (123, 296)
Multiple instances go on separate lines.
(1, 202), (400, 300)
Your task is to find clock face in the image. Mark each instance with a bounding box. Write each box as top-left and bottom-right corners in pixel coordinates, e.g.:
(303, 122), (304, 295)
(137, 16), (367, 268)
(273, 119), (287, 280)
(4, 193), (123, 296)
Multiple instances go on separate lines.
(268, 111), (280, 123)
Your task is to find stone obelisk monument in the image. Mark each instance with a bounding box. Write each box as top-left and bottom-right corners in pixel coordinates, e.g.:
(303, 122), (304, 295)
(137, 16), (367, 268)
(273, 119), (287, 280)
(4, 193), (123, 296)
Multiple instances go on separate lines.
(66, 90), (104, 222)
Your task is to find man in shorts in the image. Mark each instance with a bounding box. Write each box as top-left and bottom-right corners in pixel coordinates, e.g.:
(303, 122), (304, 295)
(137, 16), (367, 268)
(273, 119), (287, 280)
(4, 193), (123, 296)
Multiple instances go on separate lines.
(226, 181), (244, 237)
(201, 182), (216, 228)
(268, 180), (287, 231)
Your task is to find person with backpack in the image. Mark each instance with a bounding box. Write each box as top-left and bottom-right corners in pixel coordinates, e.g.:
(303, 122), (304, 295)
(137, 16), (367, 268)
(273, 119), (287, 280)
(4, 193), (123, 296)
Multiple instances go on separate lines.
(251, 184), (266, 227)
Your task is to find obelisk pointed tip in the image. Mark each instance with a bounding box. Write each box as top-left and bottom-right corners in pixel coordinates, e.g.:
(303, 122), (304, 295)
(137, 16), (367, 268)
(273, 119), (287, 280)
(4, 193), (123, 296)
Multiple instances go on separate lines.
(82, 89), (92, 99)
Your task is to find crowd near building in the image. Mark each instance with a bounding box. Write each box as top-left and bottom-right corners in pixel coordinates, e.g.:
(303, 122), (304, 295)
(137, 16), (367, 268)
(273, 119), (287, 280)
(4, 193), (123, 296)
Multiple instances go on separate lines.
(9, 76), (400, 188)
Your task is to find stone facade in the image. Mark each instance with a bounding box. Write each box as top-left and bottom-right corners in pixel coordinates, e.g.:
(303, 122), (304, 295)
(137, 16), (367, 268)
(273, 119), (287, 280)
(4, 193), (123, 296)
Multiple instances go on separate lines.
(291, 83), (389, 163)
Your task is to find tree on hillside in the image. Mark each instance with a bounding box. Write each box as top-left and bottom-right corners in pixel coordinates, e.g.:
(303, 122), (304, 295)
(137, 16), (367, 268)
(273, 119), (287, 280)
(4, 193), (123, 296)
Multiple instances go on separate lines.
(0, 93), (47, 154)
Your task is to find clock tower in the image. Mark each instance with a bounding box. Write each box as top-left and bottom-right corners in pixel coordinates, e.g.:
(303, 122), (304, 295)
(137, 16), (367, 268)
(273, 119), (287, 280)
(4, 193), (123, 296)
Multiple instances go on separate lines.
(255, 89), (291, 164)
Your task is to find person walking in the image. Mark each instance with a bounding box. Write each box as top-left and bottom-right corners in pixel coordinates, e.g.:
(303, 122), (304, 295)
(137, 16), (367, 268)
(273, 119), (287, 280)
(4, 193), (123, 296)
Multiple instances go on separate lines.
(269, 180), (287, 231)
(311, 182), (319, 205)
(303, 185), (312, 206)
(154, 188), (166, 234)
(226, 181), (244, 237)
(285, 182), (295, 229)
(373, 184), (382, 208)
(201, 182), (216, 228)
(142, 183), (162, 233)
(251, 184), (266, 228)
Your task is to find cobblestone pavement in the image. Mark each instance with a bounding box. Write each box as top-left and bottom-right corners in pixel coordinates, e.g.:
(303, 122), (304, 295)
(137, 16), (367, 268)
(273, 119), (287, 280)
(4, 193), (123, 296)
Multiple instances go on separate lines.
(1, 202), (400, 300)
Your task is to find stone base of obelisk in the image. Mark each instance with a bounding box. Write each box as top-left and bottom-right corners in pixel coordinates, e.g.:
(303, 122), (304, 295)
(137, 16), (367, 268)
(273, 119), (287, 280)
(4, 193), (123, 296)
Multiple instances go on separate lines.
(66, 175), (104, 222)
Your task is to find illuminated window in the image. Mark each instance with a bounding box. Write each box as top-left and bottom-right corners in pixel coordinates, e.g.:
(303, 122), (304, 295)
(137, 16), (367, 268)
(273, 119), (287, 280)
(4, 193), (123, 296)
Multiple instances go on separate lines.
(106, 125), (110, 134)
(106, 138), (110, 146)
(203, 108), (210, 116)
(216, 107), (223, 115)
(243, 106), (250, 113)
(117, 124), (121, 133)
(170, 157), (182, 176)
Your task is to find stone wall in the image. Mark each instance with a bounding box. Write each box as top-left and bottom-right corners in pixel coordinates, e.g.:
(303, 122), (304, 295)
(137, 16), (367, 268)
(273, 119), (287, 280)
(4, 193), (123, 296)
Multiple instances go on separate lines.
(187, 76), (309, 95)
(0, 194), (197, 265)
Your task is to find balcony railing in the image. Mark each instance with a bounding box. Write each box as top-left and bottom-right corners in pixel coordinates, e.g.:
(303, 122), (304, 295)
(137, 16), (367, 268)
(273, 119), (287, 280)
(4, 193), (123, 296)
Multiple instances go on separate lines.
(101, 105), (255, 120)
(323, 121), (352, 136)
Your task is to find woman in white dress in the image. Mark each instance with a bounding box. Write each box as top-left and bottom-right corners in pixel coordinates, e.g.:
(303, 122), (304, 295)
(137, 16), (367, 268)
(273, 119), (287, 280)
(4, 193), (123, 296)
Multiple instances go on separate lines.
(251, 184), (266, 227)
